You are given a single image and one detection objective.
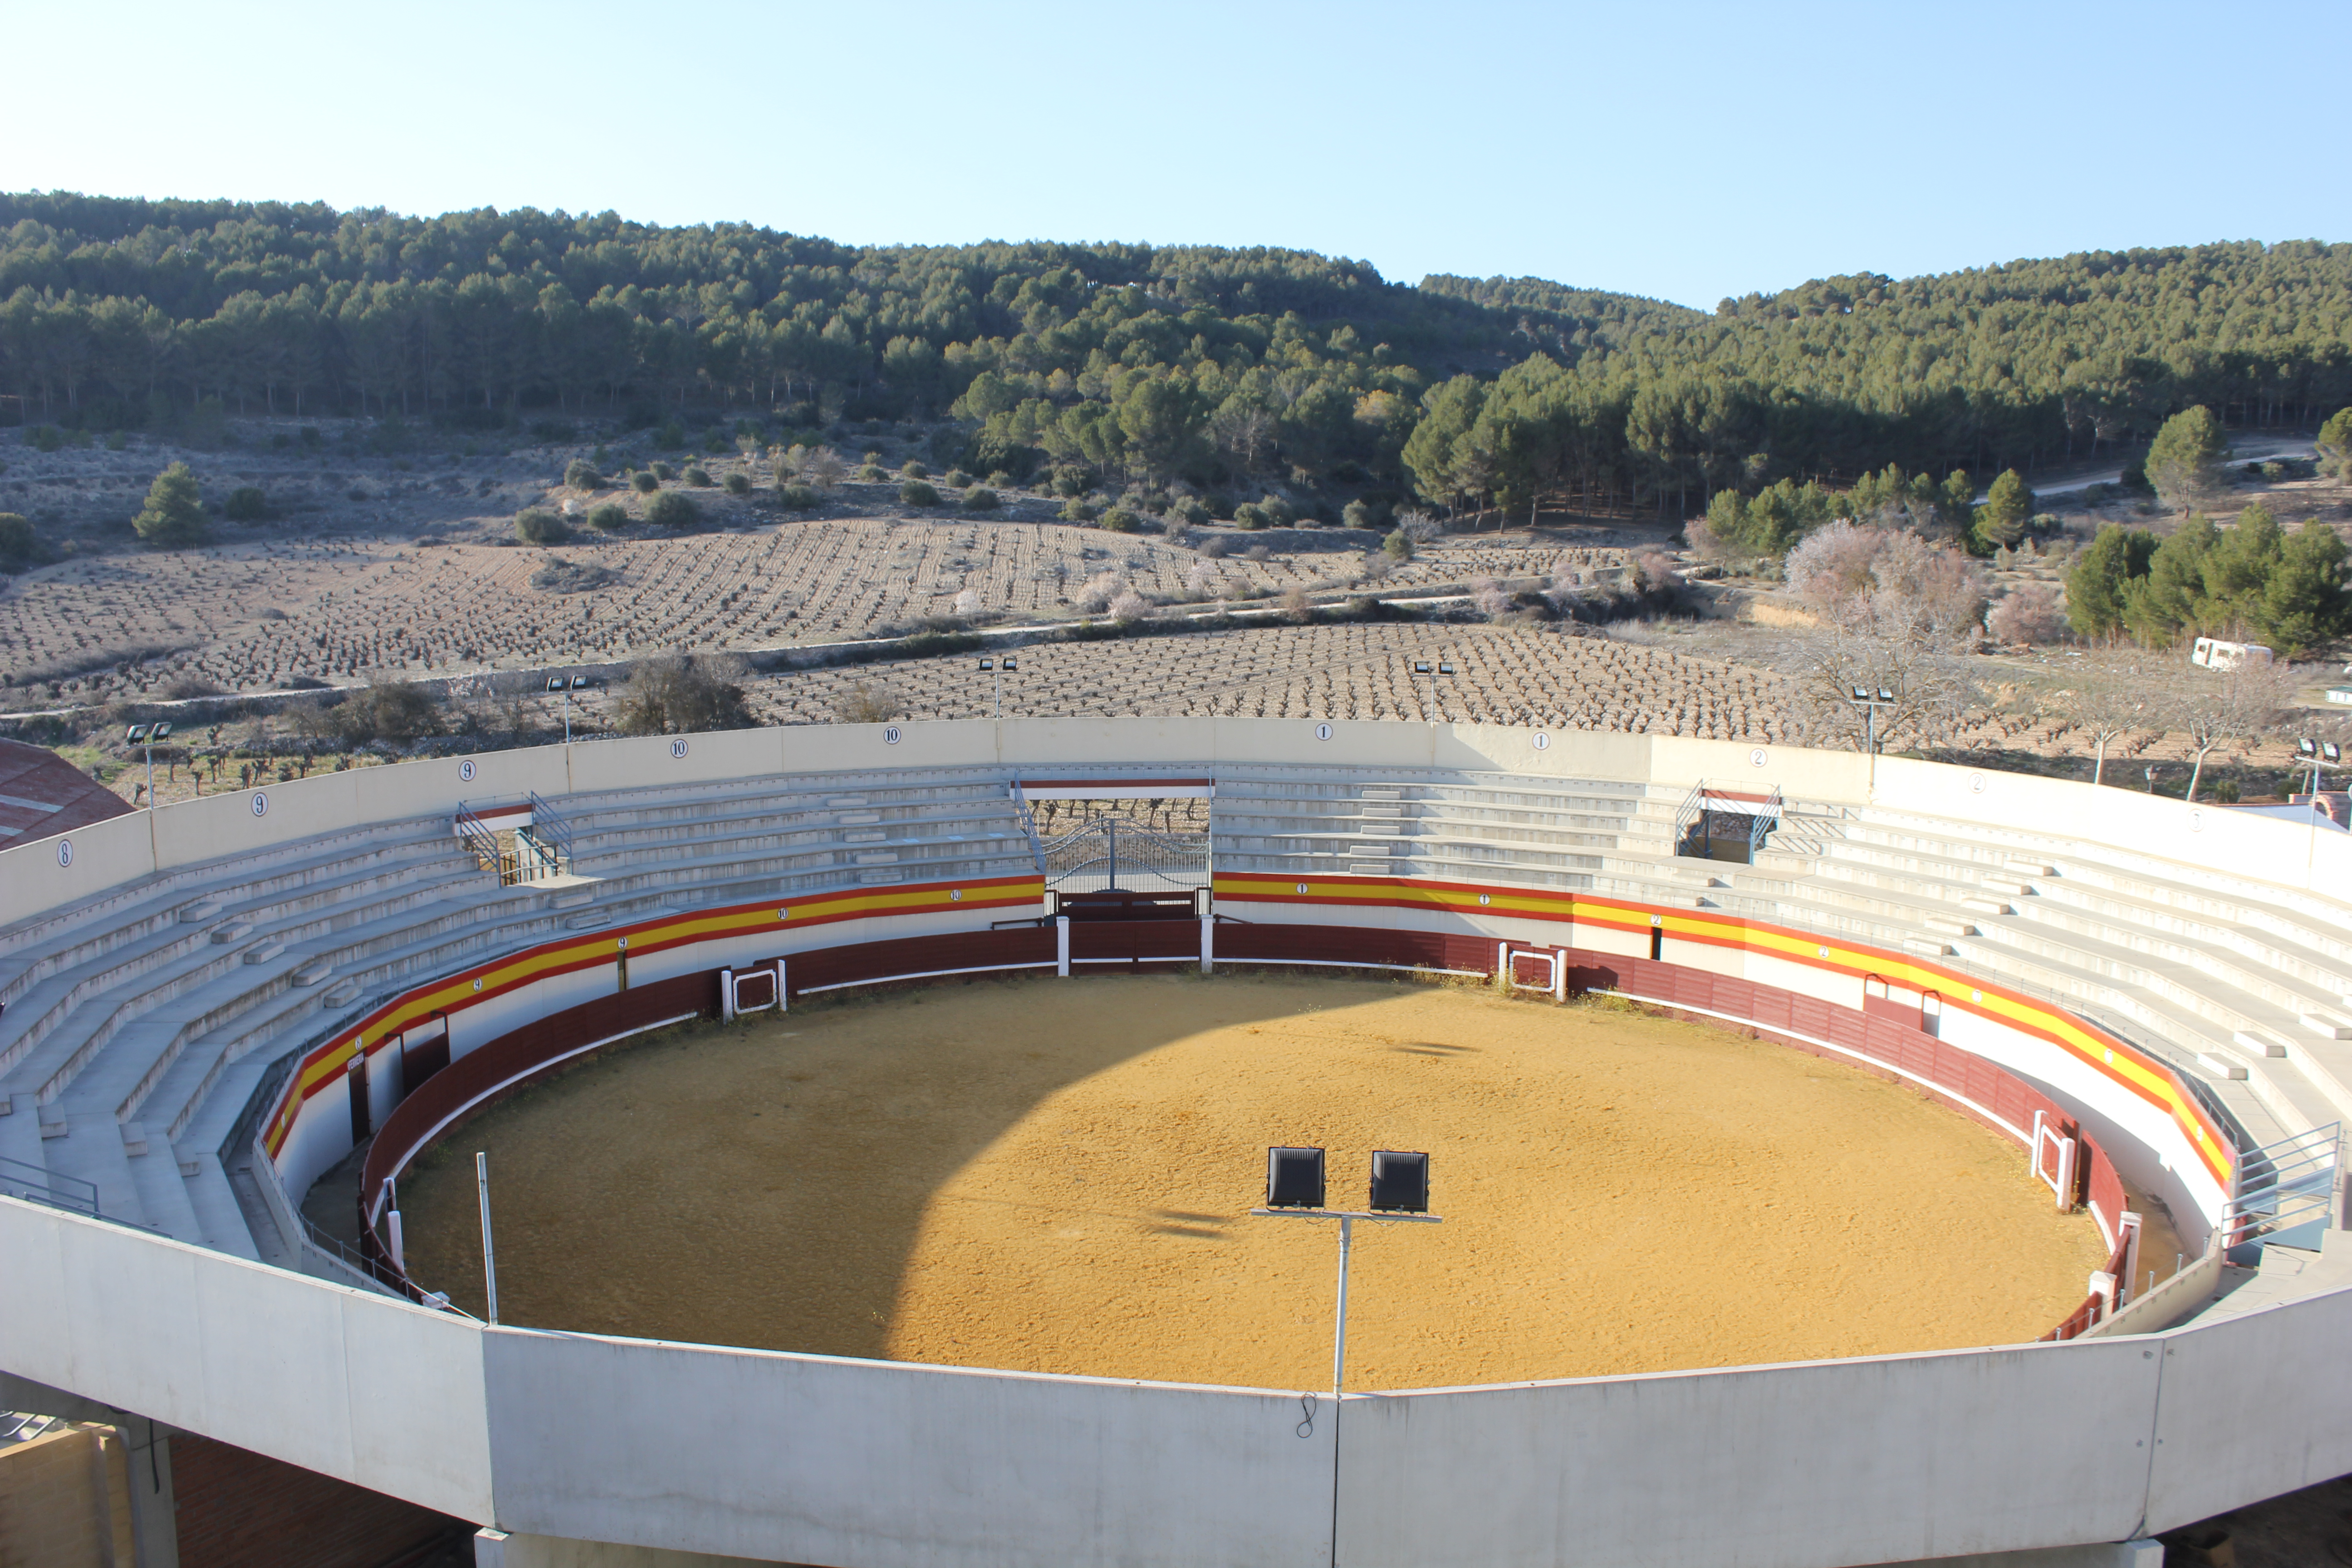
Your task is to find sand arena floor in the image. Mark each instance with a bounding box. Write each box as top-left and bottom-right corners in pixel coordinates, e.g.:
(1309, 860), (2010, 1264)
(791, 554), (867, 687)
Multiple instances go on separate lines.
(395, 975), (2110, 1389)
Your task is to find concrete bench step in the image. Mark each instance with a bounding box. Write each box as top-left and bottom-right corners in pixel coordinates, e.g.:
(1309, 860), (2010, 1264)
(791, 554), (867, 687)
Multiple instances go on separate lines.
(177, 899), (225, 923)
(2300, 1012), (2352, 1039)
(241, 941), (286, 965)
(2196, 1052), (2250, 1081)
(1903, 936), (1957, 956)
(1960, 897), (2014, 916)
(291, 960), (333, 987)
(2234, 1028), (2293, 1058)
(209, 922), (256, 944)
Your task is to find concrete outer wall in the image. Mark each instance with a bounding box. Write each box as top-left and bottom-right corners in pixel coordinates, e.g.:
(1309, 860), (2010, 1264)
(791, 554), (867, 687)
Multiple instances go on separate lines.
(13, 718), (2352, 933)
(13, 1192), (2352, 1568)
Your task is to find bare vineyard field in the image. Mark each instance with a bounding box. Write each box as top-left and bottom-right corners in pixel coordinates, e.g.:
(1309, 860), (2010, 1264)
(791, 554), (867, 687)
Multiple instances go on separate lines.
(0, 514), (1642, 707)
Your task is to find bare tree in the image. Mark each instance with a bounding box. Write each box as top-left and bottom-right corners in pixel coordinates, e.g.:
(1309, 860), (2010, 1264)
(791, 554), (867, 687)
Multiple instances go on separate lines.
(1787, 528), (1989, 752)
(2173, 659), (2300, 801)
(2059, 679), (2155, 786)
(614, 652), (755, 735)
(801, 446), (848, 491)
(832, 680), (903, 725)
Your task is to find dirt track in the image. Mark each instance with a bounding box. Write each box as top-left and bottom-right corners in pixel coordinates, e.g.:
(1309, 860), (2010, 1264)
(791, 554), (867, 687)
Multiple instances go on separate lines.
(395, 975), (2107, 1389)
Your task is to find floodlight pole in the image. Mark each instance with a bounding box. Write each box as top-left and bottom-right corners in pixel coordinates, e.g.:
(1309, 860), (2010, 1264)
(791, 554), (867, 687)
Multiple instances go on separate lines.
(476, 1151), (499, 1326)
(1254, 1205), (1440, 1568)
(143, 741), (156, 811)
(1331, 1214), (1354, 1402)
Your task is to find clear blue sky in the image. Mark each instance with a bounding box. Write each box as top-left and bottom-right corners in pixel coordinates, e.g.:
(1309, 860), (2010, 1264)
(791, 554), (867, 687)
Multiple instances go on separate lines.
(11, 1), (2347, 310)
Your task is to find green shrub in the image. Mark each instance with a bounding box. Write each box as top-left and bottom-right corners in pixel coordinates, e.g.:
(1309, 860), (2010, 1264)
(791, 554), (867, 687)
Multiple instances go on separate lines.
(655, 420), (685, 450)
(564, 459), (603, 490)
(900, 480), (941, 508)
(223, 486), (269, 522)
(299, 426), (323, 449)
(0, 512), (39, 571)
(1059, 496), (1096, 523)
(986, 469), (1013, 488)
(1234, 503), (1269, 530)
(630, 471), (659, 494)
(1342, 499), (1374, 530)
(29, 426), (63, 453)
(723, 471), (752, 495)
(1100, 507), (1139, 533)
(778, 484), (820, 510)
(133, 462), (209, 547)
(902, 460), (929, 480)
(515, 508), (569, 544)
(855, 464), (886, 482)
(645, 490), (701, 528)
(961, 486), (999, 511)
(1050, 465), (1090, 498)
(944, 468), (973, 488)
(1170, 497), (1210, 527)
(651, 461), (675, 481)
(1383, 528), (1411, 559)
(683, 466), (712, 487)
(587, 502), (630, 532)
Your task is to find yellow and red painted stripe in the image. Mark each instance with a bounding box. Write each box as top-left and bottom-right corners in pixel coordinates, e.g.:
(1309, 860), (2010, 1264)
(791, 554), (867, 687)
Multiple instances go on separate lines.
(1214, 871), (2234, 1187)
(262, 873), (1043, 1157)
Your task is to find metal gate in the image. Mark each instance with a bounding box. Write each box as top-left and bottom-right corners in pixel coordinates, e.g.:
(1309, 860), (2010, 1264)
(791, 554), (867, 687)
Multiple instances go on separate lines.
(1038, 816), (1209, 894)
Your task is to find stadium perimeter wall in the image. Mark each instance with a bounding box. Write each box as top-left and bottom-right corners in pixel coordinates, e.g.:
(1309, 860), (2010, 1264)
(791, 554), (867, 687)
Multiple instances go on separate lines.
(12, 717), (2352, 935)
(10, 1189), (2352, 1568)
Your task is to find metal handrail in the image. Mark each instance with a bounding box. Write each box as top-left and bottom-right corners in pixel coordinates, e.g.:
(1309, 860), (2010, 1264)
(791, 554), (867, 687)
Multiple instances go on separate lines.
(0, 1154), (98, 1215)
(1009, 780), (1047, 876)
(454, 802), (506, 879)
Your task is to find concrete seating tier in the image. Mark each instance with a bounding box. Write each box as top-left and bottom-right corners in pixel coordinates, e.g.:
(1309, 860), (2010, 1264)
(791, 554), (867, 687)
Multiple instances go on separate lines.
(8, 757), (2349, 1265)
(0, 766), (1039, 1255)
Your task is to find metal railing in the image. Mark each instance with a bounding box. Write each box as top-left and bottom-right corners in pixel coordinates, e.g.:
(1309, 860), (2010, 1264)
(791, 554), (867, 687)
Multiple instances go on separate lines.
(454, 803), (515, 884)
(1010, 780), (1048, 875)
(1675, 779), (1783, 862)
(0, 1154), (98, 1217)
(2225, 1121), (2340, 1251)
(522, 790), (578, 879)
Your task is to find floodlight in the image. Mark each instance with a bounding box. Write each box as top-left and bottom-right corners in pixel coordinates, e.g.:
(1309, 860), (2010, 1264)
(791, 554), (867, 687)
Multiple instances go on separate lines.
(1876, 688), (1895, 704)
(2299, 738), (2318, 758)
(2328, 743), (2343, 764)
(124, 723), (151, 742)
(1367, 1150), (1429, 1213)
(1438, 662), (1455, 676)
(546, 677), (564, 693)
(570, 676), (590, 690)
(1266, 1146), (1326, 1210)
(1852, 686), (1870, 702)
(150, 722), (173, 741)
(1001, 657), (1017, 672)
(1413, 661), (1432, 675)
(977, 658), (992, 671)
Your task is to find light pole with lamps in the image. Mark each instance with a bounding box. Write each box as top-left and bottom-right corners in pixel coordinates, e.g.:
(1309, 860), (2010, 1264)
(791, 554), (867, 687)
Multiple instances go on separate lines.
(124, 721), (173, 809)
(1847, 686), (1896, 788)
(1253, 1145), (1441, 1565)
(977, 655), (1018, 720)
(2295, 737), (2341, 861)
(1410, 659), (1455, 724)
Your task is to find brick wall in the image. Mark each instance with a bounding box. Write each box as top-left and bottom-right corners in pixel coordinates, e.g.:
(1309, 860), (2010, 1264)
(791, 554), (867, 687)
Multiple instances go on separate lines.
(171, 1433), (466, 1568)
(0, 1423), (136, 1568)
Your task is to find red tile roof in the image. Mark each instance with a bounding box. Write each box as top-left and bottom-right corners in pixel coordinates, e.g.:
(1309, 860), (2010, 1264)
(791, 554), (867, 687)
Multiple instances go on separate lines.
(0, 738), (139, 844)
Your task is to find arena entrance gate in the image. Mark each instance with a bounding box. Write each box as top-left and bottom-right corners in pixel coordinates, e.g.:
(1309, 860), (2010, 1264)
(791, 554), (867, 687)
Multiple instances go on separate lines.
(1014, 777), (1212, 898)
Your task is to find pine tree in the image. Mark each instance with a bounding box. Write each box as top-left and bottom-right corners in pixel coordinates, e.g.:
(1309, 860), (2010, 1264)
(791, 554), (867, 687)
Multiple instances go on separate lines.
(2253, 519), (2351, 654)
(1972, 469), (2034, 554)
(2145, 406), (2225, 513)
(132, 461), (209, 548)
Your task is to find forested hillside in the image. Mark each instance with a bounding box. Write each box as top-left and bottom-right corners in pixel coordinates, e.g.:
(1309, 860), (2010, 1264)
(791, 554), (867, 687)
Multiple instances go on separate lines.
(3, 191), (2348, 523)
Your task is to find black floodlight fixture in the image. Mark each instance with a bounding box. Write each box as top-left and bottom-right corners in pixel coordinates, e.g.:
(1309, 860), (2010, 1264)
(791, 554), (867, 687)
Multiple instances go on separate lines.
(2328, 743), (2343, 764)
(1368, 1150), (1430, 1213)
(570, 676), (591, 690)
(1851, 686), (1870, 702)
(149, 722), (173, 742)
(1413, 661), (1433, 675)
(1876, 688), (1896, 704)
(977, 658), (993, 671)
(546, 676), (565, 693)
(1001, 657), (1017, 672)
(1438, 662), (1456, 676)
(124, 723), (151, 743)
(1266, 1146), (1326, 1210)
(2299, 738), (2318, 759)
